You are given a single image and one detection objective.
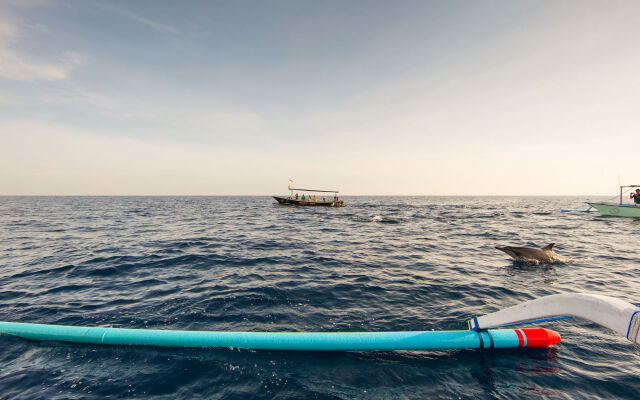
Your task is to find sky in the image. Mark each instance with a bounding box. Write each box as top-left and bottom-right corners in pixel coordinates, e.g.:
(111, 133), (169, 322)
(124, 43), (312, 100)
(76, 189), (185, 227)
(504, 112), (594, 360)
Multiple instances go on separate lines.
(1, 0), (639, 195)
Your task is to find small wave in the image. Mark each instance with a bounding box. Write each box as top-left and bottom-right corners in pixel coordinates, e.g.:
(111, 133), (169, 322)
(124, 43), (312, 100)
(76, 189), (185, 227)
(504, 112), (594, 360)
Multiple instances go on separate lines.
(354, 215), (404, 224)
(507, 257), (574, 266)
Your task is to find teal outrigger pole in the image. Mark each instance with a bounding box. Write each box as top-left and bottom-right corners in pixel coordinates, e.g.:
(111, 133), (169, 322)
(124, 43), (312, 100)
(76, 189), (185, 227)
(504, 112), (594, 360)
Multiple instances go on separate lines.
(0, 294), (637, 351)
(0, 322), (559, 350)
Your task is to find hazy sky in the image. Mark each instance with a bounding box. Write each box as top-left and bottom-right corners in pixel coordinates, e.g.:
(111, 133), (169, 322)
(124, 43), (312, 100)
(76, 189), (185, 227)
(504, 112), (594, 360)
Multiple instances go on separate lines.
(1, 0), (639, 195)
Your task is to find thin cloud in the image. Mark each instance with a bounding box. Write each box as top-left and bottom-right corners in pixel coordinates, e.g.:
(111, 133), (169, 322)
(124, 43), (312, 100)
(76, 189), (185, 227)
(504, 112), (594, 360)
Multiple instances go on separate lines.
(0, 46), (86, 81)
(100, 3), (180, 35)
(0, 18), (86, 81)
(3, 0), (53, 7)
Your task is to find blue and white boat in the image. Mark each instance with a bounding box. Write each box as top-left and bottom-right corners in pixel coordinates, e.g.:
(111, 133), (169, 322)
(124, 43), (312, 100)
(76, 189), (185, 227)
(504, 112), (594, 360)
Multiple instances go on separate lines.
(589, 184), (640, 217)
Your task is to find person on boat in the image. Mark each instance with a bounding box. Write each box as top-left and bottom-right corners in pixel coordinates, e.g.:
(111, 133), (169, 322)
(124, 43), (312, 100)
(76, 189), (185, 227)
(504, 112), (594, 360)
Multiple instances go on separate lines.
(295, 193), (299, 200)
(630, 189), (640, 204)
(314, 195), (317, 202)
(301, 194), (306, 201)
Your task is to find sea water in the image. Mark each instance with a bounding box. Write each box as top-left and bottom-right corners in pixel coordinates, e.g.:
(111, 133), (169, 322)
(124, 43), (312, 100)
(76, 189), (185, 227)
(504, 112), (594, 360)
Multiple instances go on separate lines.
(0, 196), (639, 399)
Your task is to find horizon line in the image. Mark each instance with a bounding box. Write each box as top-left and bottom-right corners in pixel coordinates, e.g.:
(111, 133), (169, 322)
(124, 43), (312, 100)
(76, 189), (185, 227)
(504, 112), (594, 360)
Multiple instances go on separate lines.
(0, 194), (615, 197)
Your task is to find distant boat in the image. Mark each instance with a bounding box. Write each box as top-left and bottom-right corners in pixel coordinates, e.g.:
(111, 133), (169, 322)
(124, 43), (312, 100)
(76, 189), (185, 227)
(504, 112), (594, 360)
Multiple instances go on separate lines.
(274, 183), (344, 207)
(588, 184), (640, 217)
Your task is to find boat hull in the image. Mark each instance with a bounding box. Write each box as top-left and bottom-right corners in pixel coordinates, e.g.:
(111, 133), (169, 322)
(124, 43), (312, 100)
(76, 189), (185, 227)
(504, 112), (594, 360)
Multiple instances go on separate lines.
(588, 203), (640, 217)
(273, 196), (342, 207)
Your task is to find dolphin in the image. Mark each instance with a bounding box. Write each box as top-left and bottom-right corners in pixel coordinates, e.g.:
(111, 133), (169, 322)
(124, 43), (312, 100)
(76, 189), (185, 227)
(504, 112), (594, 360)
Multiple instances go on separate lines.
(495, 243), (571, 263)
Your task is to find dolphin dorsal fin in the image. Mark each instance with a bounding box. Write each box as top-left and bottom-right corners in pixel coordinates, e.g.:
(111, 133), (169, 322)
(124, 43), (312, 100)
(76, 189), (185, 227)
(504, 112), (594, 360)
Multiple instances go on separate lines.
(542, 243), (555, 251)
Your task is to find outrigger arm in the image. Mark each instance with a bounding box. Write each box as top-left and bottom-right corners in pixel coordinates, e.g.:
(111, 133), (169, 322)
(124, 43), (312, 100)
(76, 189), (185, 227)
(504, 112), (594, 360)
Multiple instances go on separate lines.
(2, 294), (638, 351)
(468, 293), (640, 344)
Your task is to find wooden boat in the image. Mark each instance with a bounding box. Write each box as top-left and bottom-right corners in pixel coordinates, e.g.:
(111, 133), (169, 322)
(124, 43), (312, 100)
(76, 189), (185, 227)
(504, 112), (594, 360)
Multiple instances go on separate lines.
(274, 185), (344, 207)
(273, 197), (342, 207)
(588, 184), (640, 217)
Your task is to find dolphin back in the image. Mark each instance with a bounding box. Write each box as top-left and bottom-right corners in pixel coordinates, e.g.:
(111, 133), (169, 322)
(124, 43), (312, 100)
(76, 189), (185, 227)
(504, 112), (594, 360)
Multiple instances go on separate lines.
(495, 245), (553, 262)
(495, 243), (569, 263)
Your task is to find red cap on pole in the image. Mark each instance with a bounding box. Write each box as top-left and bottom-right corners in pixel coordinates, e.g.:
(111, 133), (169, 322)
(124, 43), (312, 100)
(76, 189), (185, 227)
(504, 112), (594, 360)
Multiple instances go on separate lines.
(521, 328), (562, 347)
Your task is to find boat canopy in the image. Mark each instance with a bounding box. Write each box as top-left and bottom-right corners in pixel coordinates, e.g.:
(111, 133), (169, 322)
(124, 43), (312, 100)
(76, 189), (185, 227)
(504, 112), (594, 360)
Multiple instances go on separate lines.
(619, 184), (640, 204)
(289, 188), (339, 194)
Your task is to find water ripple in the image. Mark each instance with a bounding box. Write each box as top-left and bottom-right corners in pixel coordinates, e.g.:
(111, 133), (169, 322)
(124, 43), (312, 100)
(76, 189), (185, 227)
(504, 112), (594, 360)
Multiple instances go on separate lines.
(0, 196), (639, 399)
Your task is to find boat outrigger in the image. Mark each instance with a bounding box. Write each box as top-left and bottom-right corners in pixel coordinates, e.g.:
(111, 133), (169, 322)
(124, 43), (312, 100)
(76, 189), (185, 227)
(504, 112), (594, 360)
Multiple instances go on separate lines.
(588, 184), (640, 217)
(0, 293), (637, 351)
(274, 181), (344, 207)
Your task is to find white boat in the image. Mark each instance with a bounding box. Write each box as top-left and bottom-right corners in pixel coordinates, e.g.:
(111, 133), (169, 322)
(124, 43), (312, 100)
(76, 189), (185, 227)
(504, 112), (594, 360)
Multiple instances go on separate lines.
(588, 184), (640, 217)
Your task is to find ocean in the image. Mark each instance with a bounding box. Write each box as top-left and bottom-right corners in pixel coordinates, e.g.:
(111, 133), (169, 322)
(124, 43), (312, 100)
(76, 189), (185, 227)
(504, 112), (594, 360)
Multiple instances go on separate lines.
(0, 196), (639, 399)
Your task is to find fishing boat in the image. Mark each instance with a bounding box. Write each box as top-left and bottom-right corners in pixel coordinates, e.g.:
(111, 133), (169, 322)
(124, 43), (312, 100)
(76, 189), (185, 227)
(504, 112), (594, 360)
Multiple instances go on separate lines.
(273, 180), (344, 207)
(1, 293), (638, 351)
(588, 184), (640, 217)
